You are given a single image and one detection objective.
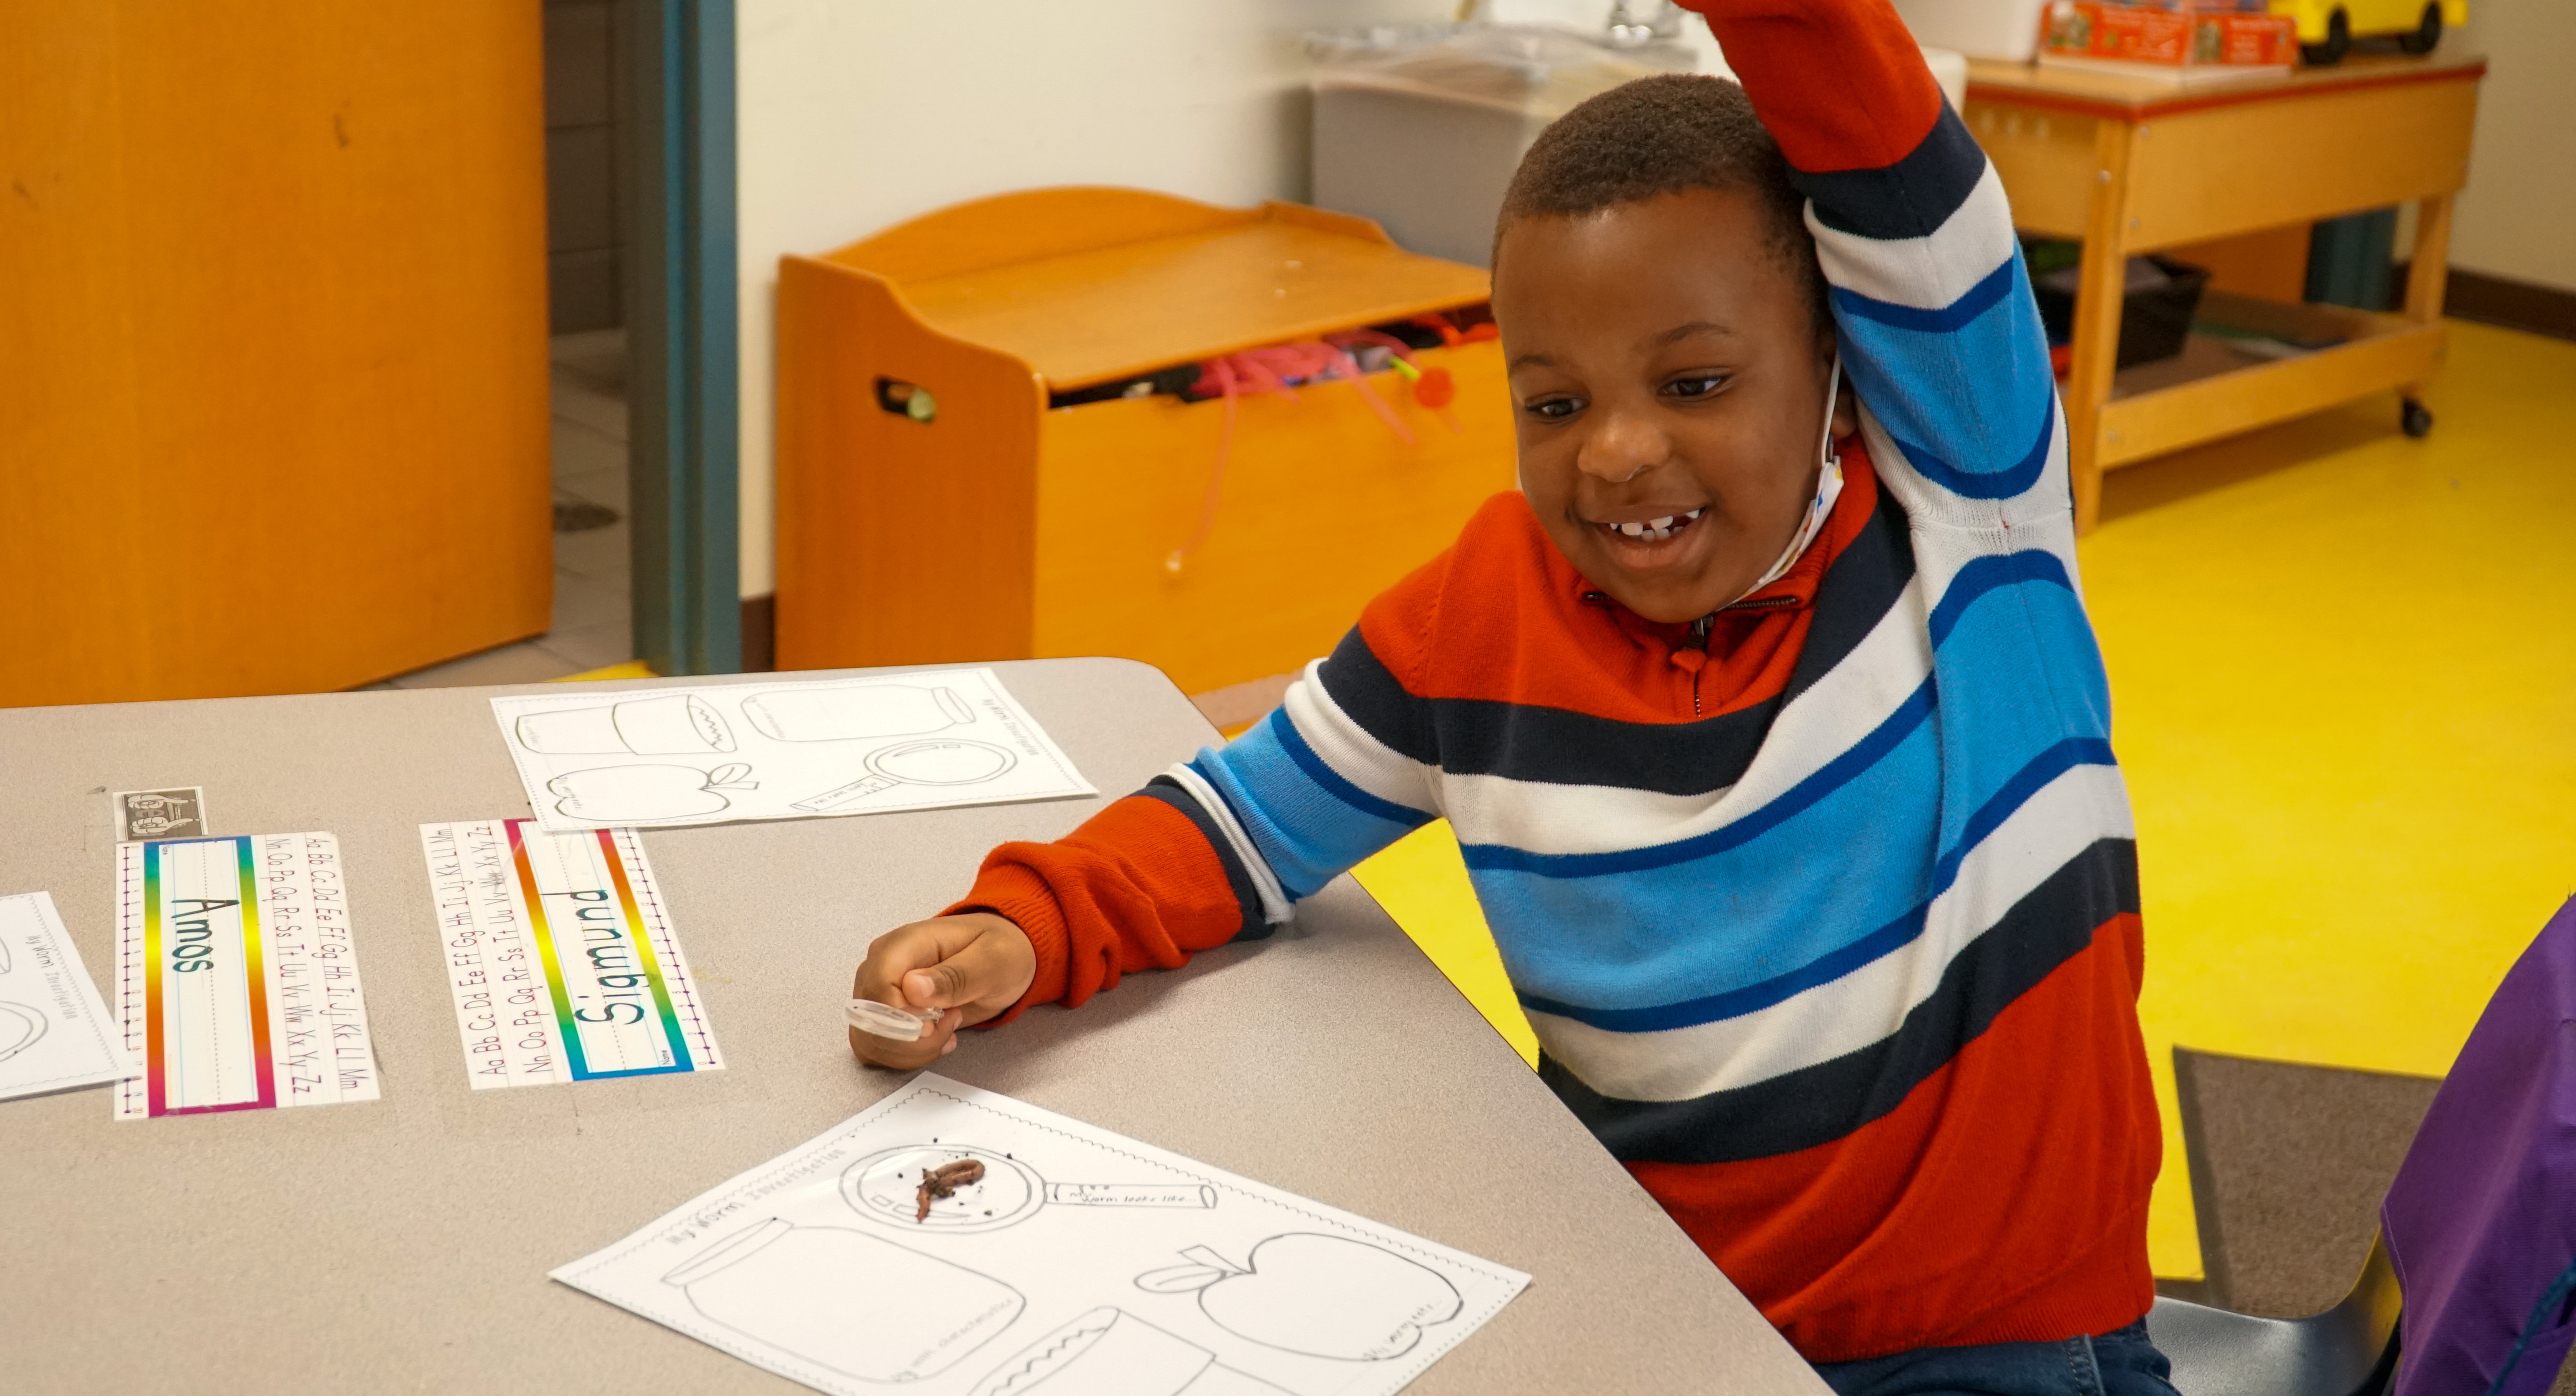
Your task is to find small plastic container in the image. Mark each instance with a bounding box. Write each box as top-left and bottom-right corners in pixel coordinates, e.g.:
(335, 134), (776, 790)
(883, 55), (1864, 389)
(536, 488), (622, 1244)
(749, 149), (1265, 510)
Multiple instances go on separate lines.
(846, 998), (941, 1042)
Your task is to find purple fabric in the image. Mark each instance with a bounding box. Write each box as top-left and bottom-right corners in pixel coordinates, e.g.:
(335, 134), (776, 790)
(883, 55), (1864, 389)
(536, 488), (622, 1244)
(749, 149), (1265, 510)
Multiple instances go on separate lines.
(2385, 896), (2576, 1396)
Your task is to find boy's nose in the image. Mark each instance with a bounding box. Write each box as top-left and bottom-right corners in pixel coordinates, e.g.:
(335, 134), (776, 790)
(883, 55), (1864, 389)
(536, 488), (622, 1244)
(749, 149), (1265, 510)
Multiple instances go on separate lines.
(1575, 407), (1670, 484)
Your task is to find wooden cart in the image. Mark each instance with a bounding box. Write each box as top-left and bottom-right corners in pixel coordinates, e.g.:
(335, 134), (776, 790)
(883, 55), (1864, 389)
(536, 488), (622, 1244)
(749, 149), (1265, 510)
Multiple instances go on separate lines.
(1964, 54), (2486, 531)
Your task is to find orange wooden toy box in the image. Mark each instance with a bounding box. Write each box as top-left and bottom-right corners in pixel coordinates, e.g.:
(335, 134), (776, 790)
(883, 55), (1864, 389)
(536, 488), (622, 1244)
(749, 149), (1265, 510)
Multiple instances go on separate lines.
(773, 187), (1513, 699)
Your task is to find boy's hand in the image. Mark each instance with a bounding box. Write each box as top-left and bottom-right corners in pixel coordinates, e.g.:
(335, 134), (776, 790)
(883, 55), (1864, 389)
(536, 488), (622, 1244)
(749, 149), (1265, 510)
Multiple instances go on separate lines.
(847, 912), (1037, 1069)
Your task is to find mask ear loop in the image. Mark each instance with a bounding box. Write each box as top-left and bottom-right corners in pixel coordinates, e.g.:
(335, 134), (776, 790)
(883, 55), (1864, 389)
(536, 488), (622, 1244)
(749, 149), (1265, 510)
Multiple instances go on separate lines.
(1819, 348), (1844, 471)
(1725, 348), (1850, 606)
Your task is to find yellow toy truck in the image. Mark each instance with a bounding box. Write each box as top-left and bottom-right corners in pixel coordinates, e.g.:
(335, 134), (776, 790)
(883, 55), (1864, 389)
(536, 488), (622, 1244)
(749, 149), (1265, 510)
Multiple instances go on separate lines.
(2273, 0), (2466, 65)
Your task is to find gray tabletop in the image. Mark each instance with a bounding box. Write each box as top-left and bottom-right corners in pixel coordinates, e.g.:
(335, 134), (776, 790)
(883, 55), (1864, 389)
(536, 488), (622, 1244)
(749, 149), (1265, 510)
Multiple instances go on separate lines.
(0, 658), (1822, 1395)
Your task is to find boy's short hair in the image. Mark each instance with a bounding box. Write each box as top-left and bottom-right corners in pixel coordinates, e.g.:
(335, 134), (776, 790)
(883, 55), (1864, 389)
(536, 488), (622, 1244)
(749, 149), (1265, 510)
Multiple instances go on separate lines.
(1497, 73), (1828, 333)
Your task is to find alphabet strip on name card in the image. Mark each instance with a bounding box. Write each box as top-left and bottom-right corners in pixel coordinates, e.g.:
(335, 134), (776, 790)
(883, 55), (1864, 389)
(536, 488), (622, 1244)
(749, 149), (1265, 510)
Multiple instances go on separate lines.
(418, 820), (721, 1088)
(113, 833), (381, 1120)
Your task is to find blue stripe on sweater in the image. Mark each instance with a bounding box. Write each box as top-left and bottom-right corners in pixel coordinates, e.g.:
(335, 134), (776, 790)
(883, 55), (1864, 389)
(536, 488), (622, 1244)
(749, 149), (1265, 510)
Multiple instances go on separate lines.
(1479, 581), (2113, 1017)
(1458, 551), (2087, 885)
(1515, 736), (2118, 1033)
(1472, 710), (1942, 1009)
(1458, 677), (1938, 878)
(1829, 256), (2020, 335)
(1883, 410), (2055, 502)
(1265, 707), (1428, 829)
(1831, 252), (2058, 501)
(1930, 550), (2075, 648)
(1188, 711), (1428, 901)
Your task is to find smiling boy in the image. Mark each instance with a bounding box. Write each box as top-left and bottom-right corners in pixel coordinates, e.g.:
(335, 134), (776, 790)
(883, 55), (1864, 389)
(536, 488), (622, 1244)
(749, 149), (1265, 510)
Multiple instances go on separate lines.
(848, 0), (2169, 1388)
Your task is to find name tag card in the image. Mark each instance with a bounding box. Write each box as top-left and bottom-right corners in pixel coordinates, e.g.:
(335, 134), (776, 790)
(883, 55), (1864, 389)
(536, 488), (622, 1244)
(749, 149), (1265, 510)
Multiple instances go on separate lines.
(114, 833), (381, 1120)
(418, 820), (721, 1088)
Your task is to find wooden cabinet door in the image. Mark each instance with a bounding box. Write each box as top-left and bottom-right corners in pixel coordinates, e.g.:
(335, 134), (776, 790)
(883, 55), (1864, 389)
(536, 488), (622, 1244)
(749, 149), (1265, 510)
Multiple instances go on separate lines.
(1, 2), (552, 705)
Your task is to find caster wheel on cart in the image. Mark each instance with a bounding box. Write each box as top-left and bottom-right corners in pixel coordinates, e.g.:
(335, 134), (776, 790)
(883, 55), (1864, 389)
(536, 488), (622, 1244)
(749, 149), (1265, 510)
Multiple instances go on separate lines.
(2400, 398), (2434, 438)
(2301, 7), (2352, 65)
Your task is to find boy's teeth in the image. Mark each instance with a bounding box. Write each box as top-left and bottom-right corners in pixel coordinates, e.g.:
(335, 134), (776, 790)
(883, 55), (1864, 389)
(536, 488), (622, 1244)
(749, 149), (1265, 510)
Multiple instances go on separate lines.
(1609, 509), (1700, 542)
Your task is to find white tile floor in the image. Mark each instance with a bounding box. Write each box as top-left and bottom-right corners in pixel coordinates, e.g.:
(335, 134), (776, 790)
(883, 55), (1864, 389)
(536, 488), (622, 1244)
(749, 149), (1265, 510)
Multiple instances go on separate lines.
(374, 331), (638, 689)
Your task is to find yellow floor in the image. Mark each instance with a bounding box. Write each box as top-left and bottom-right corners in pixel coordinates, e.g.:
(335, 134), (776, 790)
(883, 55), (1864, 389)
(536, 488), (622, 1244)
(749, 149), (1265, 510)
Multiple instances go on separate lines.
(1348, 319), (2576, 1281)
(551, 660), (656, 682)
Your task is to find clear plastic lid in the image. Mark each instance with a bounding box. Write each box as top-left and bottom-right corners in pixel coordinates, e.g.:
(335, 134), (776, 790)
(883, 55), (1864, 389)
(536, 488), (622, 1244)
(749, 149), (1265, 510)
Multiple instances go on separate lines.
(1306, 22), (1697, 120)
(846, 998), (941, 1042)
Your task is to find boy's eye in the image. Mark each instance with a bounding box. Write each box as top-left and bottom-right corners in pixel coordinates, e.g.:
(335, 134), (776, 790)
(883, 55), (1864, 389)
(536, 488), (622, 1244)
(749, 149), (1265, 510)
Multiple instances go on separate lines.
(1664, 373), (1728, 399)
(1522, 395), (1584, 422)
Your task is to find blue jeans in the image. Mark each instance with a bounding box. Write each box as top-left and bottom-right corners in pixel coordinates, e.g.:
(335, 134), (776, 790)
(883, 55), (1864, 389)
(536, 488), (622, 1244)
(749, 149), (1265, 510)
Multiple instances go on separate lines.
(1814, 1321), (2179, 1396)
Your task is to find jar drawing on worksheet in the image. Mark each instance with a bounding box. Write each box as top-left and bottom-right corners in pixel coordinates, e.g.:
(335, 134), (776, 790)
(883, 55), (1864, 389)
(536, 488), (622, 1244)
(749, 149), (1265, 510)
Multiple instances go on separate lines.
(661, 1218), (1025, 1383)
(516, 694), (737, 755)
(740, 684), (974, 742)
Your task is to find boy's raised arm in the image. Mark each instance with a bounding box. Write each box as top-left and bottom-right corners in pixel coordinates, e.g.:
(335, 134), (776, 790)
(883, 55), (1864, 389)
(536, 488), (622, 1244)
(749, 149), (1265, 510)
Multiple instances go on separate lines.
(1685, 0), (2067, 532)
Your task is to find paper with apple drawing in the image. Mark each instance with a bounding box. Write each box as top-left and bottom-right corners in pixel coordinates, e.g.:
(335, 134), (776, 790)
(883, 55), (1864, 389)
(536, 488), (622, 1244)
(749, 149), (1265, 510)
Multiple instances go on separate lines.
(490, 668), (1094, 833)
(552, 1074), (1528, 1396)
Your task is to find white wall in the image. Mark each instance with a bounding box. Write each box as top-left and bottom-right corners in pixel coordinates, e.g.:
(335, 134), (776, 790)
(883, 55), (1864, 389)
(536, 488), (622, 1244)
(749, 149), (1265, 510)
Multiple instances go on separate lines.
(2448, 0), (2576, 294)
(734, 0), (1459, 598)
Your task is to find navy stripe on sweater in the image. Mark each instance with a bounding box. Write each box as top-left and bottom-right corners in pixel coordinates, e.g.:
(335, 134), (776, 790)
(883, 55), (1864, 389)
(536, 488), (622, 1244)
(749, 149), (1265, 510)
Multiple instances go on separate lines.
(1793, 105), (1988, 242)
(1138, 777), (1268, 941)
(1314, 486), (1916, 797)
(1539, 836), (2140, 1164)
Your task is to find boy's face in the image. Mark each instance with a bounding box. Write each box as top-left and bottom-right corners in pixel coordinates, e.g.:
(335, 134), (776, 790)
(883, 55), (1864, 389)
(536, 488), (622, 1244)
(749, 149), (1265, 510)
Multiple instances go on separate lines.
(1494, 186), (1849, 625)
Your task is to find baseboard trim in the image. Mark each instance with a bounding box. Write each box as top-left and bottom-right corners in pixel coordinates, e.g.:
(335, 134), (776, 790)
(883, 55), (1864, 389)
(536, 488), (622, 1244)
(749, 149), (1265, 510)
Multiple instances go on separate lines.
(739, 594), (775, 672)
(2392, 262), (2576, 341)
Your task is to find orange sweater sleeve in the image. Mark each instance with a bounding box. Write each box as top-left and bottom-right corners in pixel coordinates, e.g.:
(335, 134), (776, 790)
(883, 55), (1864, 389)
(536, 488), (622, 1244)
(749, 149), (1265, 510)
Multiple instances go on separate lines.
(943, 789), (1260, 1024)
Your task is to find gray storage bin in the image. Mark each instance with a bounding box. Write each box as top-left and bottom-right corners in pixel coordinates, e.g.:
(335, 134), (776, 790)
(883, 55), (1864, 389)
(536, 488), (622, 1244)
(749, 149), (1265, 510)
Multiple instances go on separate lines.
(1308, 25), (1693, 268)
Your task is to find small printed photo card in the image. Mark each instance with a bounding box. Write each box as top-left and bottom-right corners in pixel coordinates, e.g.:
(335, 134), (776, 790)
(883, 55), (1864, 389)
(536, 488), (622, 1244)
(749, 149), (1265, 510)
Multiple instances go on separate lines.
(113, 833), (381, 1120)
(419, 819), (721, 1088)
(0, 891), (137, 1102)
(111, 786), (208, 843)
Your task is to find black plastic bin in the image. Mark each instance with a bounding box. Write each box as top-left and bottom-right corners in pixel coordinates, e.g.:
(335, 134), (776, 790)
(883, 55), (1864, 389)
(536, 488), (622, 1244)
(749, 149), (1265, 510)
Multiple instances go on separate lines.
(2031, 254), (2212, 370)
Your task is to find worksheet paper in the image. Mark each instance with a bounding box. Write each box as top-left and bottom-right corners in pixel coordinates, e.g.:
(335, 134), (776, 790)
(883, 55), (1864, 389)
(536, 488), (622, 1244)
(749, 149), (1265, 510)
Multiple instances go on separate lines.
(418, 819), (722, 1087)
(489, 669), (1095, 834)
(553, 1075), (1529, 1396)
(0, 891), (137, 1102)
(113, 833), (381, 1120)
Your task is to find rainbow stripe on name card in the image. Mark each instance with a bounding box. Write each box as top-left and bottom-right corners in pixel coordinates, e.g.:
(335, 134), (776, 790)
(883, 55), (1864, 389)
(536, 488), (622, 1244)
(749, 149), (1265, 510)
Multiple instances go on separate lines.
(142, 836), (274, 1117)
(506, 822), (696, 1080)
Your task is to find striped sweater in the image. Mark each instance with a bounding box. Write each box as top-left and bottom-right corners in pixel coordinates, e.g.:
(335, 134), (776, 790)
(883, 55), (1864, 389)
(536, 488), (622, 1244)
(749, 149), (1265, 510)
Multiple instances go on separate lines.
(952, 0), (2160, 1360)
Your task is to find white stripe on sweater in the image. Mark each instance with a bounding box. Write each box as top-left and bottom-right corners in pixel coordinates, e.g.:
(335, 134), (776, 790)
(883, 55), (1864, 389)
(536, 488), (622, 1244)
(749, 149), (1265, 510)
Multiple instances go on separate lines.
(1279, 658), (1439, 816)
(1267, 581), (1939, 861)
(1525, 761), (2134, 1103)
(1160, 763), (1294, 926)
(1807, 162), (2018, 313)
